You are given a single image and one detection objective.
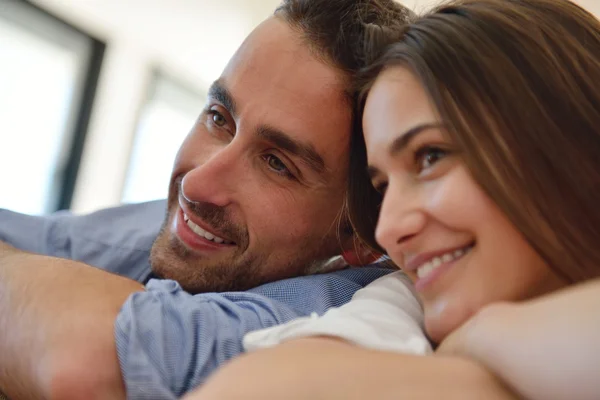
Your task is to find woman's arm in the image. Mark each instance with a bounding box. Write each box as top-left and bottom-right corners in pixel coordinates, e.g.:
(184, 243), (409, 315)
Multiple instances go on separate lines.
(185, 337), (517, 400)
(438, 279), (600, 400)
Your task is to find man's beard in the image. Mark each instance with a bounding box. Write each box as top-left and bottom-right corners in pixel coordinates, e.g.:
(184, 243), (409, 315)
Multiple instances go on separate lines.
(149, 231), (334, 293)
(149, 176), (339, 293)
(149, 215), (339, 293)
(149, 204), (259, 293)
(148, 176), (262, 293)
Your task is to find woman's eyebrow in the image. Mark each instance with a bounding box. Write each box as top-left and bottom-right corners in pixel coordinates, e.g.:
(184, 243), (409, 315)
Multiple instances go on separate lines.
(388, 123), (443, 157)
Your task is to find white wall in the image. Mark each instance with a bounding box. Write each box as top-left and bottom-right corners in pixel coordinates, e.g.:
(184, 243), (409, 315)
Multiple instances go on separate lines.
(577, 0), (600, 16)
(400, 0), (600, 14)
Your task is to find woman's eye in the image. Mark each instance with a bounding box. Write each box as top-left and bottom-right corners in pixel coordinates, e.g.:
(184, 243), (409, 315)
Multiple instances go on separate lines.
(415, 146), (447, 171)
(374, 182), (388, 195)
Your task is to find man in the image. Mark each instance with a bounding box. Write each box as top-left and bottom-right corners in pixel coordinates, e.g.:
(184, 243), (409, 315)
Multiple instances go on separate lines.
(0, 0), (409, 399)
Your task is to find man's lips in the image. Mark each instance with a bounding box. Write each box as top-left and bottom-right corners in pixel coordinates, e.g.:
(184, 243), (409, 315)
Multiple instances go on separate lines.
(173, 208), (235, 252)
(181, 210), (234, 245)
(177, 197), (235, 245)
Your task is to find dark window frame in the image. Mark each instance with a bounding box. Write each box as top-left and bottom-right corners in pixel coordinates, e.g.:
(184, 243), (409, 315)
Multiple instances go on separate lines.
(1, 0), (106, 211)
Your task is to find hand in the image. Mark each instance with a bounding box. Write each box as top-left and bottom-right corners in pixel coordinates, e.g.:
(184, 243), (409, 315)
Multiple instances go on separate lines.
(437, 291), (600, 400)
(435, 320), (469, 355)
(436, 301), (518, 359)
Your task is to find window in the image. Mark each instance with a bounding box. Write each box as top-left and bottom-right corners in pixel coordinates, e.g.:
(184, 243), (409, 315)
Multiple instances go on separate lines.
(0, 1), (104, 214)
(121, 72), (205, 204)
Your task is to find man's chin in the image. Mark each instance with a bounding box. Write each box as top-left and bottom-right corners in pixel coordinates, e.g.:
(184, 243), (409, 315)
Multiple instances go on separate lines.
(149, 236), (258, 293)
(150, 262), (264, 294)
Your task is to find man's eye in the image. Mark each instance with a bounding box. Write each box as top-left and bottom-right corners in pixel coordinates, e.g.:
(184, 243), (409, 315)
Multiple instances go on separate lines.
(266, 154), (287, 172)
(415, 146), (448, 172)
(209, 110), (227, 127)
(263, 154), (294, 179)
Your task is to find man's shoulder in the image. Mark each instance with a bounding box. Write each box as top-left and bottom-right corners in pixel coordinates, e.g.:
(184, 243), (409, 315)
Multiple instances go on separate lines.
(70, 200), (167, 228)
(248, 265), (395, 314)
(66, 200), (166, 247)
(60, 200), (166, 279)
(1, 200), (166, 281)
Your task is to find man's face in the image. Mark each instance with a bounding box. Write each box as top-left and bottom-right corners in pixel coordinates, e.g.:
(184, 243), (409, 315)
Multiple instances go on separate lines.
(151, 17), (353, 293)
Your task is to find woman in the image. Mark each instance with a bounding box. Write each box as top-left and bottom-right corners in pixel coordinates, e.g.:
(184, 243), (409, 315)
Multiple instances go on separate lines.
(186, 0), (600, 398)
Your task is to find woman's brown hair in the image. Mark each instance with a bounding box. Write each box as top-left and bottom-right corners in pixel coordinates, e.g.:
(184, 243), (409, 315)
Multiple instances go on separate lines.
(349, 0), (600, 281)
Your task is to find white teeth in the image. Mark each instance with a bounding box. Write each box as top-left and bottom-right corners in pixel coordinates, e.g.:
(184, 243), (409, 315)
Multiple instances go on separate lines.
(417, 262), (435, 279)
(183, 213), (230, 244)
(416, 245), (472, 280)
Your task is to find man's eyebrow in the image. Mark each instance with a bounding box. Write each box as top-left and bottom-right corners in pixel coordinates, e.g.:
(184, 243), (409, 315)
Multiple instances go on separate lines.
(257, 125), (326, 175)
(207, 79), (237, 116)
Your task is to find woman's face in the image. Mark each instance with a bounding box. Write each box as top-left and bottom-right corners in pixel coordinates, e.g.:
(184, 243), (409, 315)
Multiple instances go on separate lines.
(363, 67), (565, 343)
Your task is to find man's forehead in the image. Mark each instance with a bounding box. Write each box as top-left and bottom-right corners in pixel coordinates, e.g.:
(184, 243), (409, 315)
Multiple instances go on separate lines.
(214, 17), (353, 167)
(221, 17), (348, 104)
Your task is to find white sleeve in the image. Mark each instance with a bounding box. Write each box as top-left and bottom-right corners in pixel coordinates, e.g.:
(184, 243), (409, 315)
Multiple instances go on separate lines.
(243, 271), (432, 355)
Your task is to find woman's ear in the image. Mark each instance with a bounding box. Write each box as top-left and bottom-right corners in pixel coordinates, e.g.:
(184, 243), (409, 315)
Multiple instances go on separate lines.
(341, 238), (382, 266)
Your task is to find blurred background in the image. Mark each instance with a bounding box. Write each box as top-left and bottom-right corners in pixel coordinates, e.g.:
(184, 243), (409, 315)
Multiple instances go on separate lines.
(1, 0), (599, 215)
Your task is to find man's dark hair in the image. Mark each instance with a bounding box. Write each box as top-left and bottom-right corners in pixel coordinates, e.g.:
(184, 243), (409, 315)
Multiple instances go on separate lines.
(275, 0), (412, 257)
(275, 0), (412, 81)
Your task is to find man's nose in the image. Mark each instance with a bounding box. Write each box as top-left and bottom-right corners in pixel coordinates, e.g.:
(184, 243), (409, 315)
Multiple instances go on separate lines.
(181, 144), (242, 208)
(375, 181), (426, 257)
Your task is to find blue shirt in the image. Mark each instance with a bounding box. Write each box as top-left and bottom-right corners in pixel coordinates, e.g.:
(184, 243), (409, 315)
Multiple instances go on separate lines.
(0, 201), (392, 398)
